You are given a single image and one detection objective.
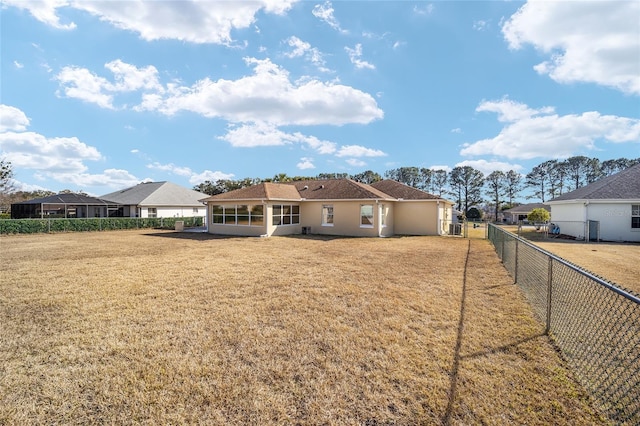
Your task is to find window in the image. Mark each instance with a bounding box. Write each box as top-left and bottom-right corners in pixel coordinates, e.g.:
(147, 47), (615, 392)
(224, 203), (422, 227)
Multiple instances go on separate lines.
(360, 204), (374, 227)
(211, 204), (264, 226)
(148, 207), (157, 218)
(322, 205), (334, 226)
(633, 205), (640, 229)
(193, 208), (199, 214)
(251, 205), (264, 226)
(272, 204), (300, 226)
(237, 205), (249, 225)
(225, 205), (237, 225)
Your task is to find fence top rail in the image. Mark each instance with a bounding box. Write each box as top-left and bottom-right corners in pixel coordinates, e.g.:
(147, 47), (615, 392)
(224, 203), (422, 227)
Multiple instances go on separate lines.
(489, 223), (640, 305)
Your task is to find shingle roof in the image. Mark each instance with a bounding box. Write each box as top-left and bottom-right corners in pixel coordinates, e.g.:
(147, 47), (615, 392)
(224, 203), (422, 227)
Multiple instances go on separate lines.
(548, 163), (640, 202)
(202, 182), (301, 201)
(370, 180), (442, 200)
(291, 179), (393, 200)
(13, 193), (114, 205)
(503, 203), (550, 213)
(101, 181), (208, 207)
(202, 179), (450, 202)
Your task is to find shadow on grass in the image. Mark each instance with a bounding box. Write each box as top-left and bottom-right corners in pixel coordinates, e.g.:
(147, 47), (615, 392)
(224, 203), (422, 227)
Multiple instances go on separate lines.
(443, 239), (547, 425)
(141, 231), (240, 241)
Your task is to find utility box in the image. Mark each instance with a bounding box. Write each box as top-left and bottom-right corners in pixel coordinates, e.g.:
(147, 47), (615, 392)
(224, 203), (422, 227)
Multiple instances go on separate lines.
(175, 221), (184, 232)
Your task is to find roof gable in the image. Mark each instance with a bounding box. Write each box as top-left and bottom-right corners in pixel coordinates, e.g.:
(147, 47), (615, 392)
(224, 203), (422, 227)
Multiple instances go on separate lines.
(101, 181), (208, 206)
(549, 163), (640, 202)
(203, 182), (301, 201)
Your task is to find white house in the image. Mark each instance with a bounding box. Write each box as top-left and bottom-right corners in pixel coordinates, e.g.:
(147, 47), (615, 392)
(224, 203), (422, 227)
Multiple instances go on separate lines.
(101, 181), (208, 222)
(545, 163), (640, 242)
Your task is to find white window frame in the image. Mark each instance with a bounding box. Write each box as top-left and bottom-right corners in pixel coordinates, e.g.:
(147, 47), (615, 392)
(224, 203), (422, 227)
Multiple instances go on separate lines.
(632, 204), (640, 229)
(322, 205), (334, 226)
(360, 204), (374, 228)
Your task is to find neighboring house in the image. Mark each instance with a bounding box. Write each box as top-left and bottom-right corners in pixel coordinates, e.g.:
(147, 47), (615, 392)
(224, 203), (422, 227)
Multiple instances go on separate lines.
(100, 181), (209, 222)
(201, 179), (455, 237)
(11, 193), (121, 219)
(545, 163), (640, 242)
(502, 203), (551, 224)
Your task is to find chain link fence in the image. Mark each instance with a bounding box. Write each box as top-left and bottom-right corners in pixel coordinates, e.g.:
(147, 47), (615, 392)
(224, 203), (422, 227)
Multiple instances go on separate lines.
(488, 223), (640, 425)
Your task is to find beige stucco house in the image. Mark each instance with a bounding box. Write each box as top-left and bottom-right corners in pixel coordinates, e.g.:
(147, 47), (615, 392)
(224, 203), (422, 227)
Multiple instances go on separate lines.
(201, 179), (455, 237)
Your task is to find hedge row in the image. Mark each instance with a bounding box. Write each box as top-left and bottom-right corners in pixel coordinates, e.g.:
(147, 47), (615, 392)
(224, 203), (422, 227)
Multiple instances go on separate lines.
(0, 216), (204, 234)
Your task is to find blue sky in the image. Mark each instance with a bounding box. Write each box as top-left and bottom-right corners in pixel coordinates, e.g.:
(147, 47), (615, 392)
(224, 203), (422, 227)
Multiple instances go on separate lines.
(1, 0), (638, 196)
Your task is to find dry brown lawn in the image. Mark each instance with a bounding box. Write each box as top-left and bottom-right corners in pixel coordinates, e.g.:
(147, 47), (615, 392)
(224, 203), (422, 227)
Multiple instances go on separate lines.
(0, 230), (605, 425)
(502, 225), (640, 294)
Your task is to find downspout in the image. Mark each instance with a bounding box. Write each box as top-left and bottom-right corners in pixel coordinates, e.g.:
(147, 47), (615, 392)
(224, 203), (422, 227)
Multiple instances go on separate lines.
(436, 200), (442, 235)
(584, 201), (589, 242)
(376, 199), (381, 237)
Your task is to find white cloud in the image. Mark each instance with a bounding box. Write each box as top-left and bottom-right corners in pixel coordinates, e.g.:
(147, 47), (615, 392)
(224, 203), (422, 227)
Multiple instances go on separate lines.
(0, 131), (102, 173)
(336, 145), (386, 158)
(2, 0), (76, 30)
(413, 4), (434, 16)
(312, 1), (346, 33)
(345, 44), (375, 70)
(297, 157), (315, 170)
(473, 20), (488, 31)
(104, 59), (162, 92)
(476, 97), (554, 122)
(5, 0), (296, 44)
(0, 104), (30, 132)
(219, 122), (337, 154)
(145, 161), (233, 185)
(147, 162), (192, 177)
(284, 36), (329, 71)
(462, 99), (640, 160)
(50, 168), (140, 190)
(345, 158), (366, 167)
(13, 60), (24, 69)
(189, 170), (235, 185)
(55, 66), (116, 108)
(502, 1), (640, 94)
(429, 165), (451, 172)
(451, 128), (462, 134)
(55, 60), (162, 108)
(141, 57), (383, 126)
(55, 58), (382, 126)
(455, 159), (522, 175)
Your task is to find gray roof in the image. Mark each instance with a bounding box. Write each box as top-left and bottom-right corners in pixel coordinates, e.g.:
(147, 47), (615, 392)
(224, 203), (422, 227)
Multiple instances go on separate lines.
(503, 203), (550, 213)
(548, 163), (640, 202)
(13, 193), (115, 205)
(100, 181), (208, 207)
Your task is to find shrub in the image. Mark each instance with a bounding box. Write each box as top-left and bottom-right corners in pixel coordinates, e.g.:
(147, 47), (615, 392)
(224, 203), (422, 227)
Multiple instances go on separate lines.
(528, 208), (550, 224)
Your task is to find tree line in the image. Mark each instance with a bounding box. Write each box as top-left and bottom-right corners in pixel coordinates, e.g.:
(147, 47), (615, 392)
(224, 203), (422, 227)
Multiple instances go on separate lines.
(193, 156), (639, 220)
(1, 156), (637, 219)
